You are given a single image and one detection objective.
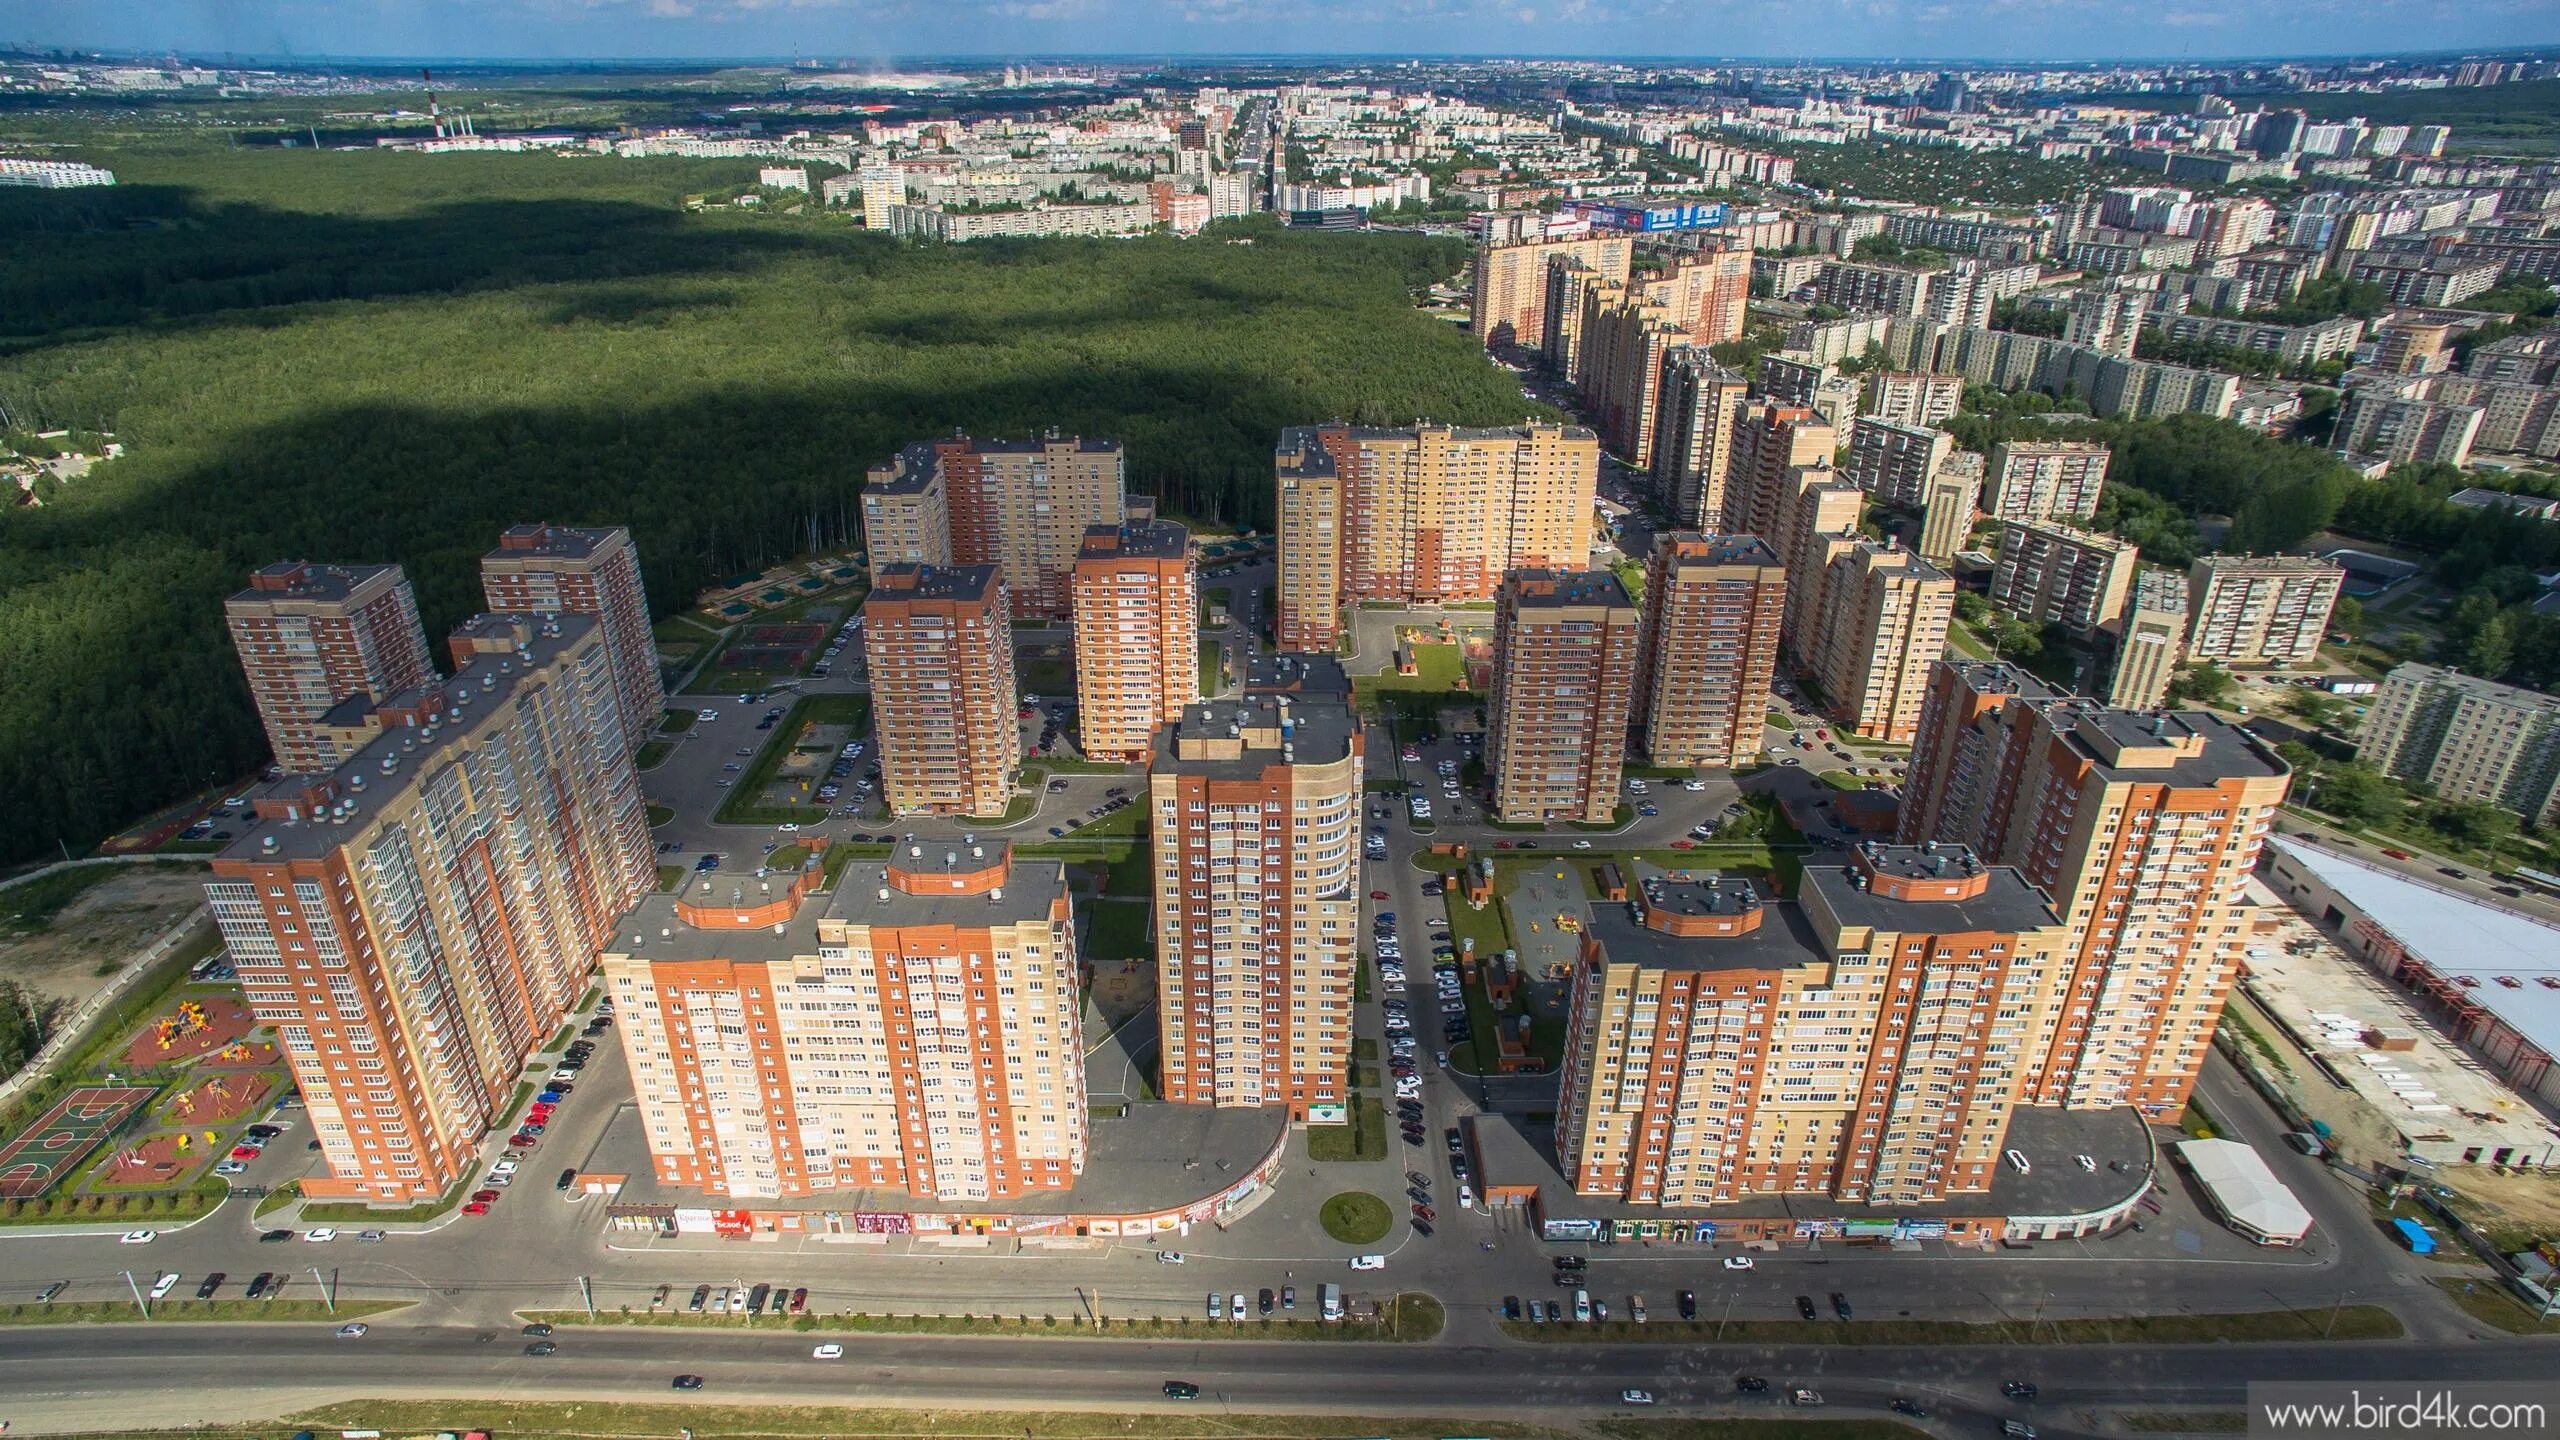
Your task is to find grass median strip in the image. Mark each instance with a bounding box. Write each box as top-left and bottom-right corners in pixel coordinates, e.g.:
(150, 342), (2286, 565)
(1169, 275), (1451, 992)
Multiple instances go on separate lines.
(2431, 1276), (2560, 1335)
(1498, 1306), (2403, 1346)
(523, 1293), (1443, 1342)
(256, 1398), (1553, 1440)
(0, 1298), (408, 1325)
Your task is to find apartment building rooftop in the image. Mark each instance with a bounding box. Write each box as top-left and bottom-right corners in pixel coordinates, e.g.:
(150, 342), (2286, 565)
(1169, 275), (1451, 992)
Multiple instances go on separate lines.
(1588, 874), (1831, 975)
(230, 559), (400, 605)
(1663, 533), (1783, 567)
(1805, 846), (2062, 936)
(1245, 652), (1351, 696)
(870, 563), (1001, 603)
(1078, 517), (1189, 562)
(1157, 691), (1360, 776)
(873, 434), (1128, 492)
(2057, 706), (2290, 786)
(485, 523), (619, 561)
(224, 612), (598, 863)
(1275, 421), (1599, 450)
(612, 883), (833, 965)
(1506, 567), (1634, 610)
(2196, 553), (2350, 576)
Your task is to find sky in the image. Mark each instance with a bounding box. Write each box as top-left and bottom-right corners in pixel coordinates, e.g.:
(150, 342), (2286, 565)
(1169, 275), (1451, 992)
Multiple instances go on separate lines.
(7, 0), (2558, 65)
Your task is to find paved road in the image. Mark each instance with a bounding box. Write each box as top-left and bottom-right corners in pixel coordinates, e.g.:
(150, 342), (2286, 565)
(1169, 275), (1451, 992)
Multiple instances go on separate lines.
(1, 1319), (2554, 1435)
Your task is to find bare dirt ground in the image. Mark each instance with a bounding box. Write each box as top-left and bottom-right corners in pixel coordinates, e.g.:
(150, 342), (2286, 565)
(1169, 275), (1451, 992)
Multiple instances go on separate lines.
(0, 867), (208, 1009)
(2439, 1164), (2560, 1244)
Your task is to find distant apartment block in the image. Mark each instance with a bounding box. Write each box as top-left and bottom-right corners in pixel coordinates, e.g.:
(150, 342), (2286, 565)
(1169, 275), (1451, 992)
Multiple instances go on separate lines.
(1274, 424), (1599, 651)
(0, 157), (115, 187)
(887, 200), (1154, 242)
(1844, 417), (1955, 509)
(1150, 678), (1363, 1117)
(2333, 388), (2485, 468)
(1471, 232), (1635, 351)
(1861, 370), (1965, 427)
(863, 565), (1022, 817)
(1918, 463), (1982, 563)
(2346, 254), (2502, 309)
(862, 433), (1127, 617)
(2159, 313), (2366, 366)
(1631, 533), (1786, 769)
(603, 841), (1085, 1201)
(2061, 288), (2148, 360)
(480, 523), (662, 754)
(1554, 849), (2069, 1206)
(1649, 351), (1749, 530)
(2355, 663), (2560, 825)
(1725, 404), (1839, 539)
(1812, 542), (1955, 744)
(2103, 571), (2190, 711)
(1990, 520), (2139, 634)
(1071, 519), (1198, 764)
(205, 613), (651, 1203)
(1575, 282), (1688, 468)
(2184, 555), (2346, 667)
(1984, 441), (2110, 525)
(1897, 663), (2292, 1115)
(1488, 569), (1640, 823)
(225, 561), (437, 775)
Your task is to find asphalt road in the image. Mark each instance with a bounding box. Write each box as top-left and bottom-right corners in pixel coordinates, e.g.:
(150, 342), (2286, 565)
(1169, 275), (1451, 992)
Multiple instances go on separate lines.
(2, 1320), (2556, 1435)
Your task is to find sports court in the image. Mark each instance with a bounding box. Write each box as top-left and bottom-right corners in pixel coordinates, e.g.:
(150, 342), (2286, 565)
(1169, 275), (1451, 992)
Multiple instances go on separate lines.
(718, 621), (825, 672)
(0, 1085), (156, 1199)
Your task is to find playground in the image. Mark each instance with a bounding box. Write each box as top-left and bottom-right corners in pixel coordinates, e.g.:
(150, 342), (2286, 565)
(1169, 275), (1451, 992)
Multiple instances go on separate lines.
(119, 994), (258, 1069)
(0, 1086), (155, 1200)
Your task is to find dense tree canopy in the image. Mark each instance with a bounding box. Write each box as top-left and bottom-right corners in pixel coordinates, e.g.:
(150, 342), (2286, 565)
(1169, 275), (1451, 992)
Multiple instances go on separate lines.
(0, 141), (1547, 865)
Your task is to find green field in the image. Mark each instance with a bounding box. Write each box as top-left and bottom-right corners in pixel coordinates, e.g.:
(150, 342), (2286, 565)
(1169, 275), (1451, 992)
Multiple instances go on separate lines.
(0, 134), (1551, 869)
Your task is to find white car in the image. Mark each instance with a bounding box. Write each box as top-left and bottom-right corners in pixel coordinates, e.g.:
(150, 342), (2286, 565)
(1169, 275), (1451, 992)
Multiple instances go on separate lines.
(335, 1322), (369, 1339)
(1456, 1183), (1475, 1208)
(1620, 1390), (1656, 1406)
(1394, 1078), (1423, 1098)
(119, 1230), (156, 1245)
(304, 1228), (338, 1242)
(1572, 840), (1593, 850)
(1349, 1254), (1386, 1271)
(1682, 780), (1708, 792)
(148, 1272), (179, 1300)
(812, 1343), (845, 1359)
(1155, 1250), (1185, 1264)
(1723, 1256), (1755, 1270)
(214, 1160), (247, 1176)
(698, 709), (719, 721)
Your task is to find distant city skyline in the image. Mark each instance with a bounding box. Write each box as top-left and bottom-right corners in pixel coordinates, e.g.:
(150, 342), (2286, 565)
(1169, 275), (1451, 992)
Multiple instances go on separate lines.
(10, 0), (2560, 67)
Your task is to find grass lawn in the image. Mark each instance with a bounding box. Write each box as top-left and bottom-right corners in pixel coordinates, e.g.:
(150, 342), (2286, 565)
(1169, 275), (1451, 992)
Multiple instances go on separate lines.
(298, 1177), (472, 1225)
(1502, 1306), (2403, 1346)
(1199, 637), (1224, 696)
(1765, 709), (1796, 731)
(655, 864), (685, 892)
(271, 1400), (1555, 1440)
(1084, 899), (1151, 964)
(1318, 1191), (1392, 1244)
(1016, 655), (1075, 698)
(645, 803), (675, 826)
(1817, 770), (1862, 791)
(521, 1295), (1443, 1343)
(1305, 1097), (1386, 1163)
(2431, 1276), (2560, 1334)
(0, 1298), (408, 1326)
(659, 706), (699, 731)
(765, 843), (810, 869)
(633, 740), (674, 771)
(1359, 643), (1471, 697)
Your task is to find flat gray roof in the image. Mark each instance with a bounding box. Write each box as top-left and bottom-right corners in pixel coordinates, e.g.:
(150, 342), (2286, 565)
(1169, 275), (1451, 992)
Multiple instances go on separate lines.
(1804, 850), (2062, 936)
(1585, 890), (1831, 975)
(1158, 693), (1360, 777)
(867, 563), (1000, 604)
(228, 559), (400, 607)
(1080, 518), (1189, 561)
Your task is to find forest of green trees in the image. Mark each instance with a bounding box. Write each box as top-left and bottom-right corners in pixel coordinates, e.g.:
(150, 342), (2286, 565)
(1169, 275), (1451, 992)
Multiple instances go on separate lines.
(0, 139), (1544, 866)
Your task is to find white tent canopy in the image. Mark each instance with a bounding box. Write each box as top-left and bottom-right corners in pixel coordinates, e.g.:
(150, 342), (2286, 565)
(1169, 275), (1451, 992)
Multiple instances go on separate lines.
(2175, 1139), (2314, 1244)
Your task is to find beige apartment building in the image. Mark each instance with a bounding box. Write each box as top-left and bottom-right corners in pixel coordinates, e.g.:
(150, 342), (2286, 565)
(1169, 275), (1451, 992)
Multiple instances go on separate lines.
(1576, 283), (1687, 468)
(1985, 441), (2112, 525)
(1071, 519), (1198, 764)
(1844, 416), (1957, 509)
(1861, 370), (1966, 427)
(1650, 351), (1750, 530)
(1631, 533), (1787, 769)
(480, 523), (662, 754)
(1775, 468), (1867, 669)
(1488, 569), (1641, 823)
(1990, 520), (2140, 634)
(601, 841), (1084, 1203)
(204, 613), (652, 1203)
(1274, 424), (1599, 652)
(863, 565), (1022, 817)
(1813, 542), (1955, 744)
(1150, 667), (1362, 1118)
(1726, 404), (1840, 539)
(1918, 463), (1982, 563)
(224, 561), (437, 774)
(2356, 662), (2560, 824)
(2104, 570), (2190, 710)
(1472, 231), (1635, 351)
(862, 434), (1127, 617)
(1554, 849), (2070, 1206)
(1898, 662), (2293, 1116)
(2184, 555), (2347, 667)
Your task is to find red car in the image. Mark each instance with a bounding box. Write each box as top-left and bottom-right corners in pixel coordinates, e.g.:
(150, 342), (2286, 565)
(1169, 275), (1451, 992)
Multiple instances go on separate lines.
(471, 1189), (500, 1204)
(1669, 839), (1697, 849)
(463, 1201), (491, 1216)
(229, 1145), (262, 1160)
(1370, 891), (1390, 900)
(509, 1133), (539, 1148)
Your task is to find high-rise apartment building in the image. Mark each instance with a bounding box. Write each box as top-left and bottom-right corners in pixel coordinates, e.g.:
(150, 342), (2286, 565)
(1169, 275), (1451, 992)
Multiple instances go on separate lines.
(1149, 671), (1363, 1118)
(1918, 463), (1981, 563)
(1274, 424), (1599, 651)
(2355, 663), (2560, 824)
(1775, 469), (1867, 668)
(1844, 417), (1957, 509)
(1631, 533), (1786, 768)
(1897, 663), (2292, 1114)
(2062, 288), (2148, 359)
(1071, 519), (1198, 763)
(1725, 404), (1839, 538)
(1990, 520), (2140, 634)
(480, 524), (661, 755)
(2184, 555), (2346, 667)
(862, 434), (1127, 617)
(1554, 849), (2069, 1206)
(203, 613), (651, 1203)
(1471, 232), (1635, 351)
(602, 841), (1084, 1202)
(1649, 351), (1749, 530)
(863, 565), (1022, 817)
(1576, 284), (1687, 468)
(2103, 571), (2190, 710)
(1488, 570), (1641, 823)
(1985, 441), (2111, 525)
(1813, 543), (1955, 744)
(225, 561), (437, 775)
(1861, 370), (1966, 427)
